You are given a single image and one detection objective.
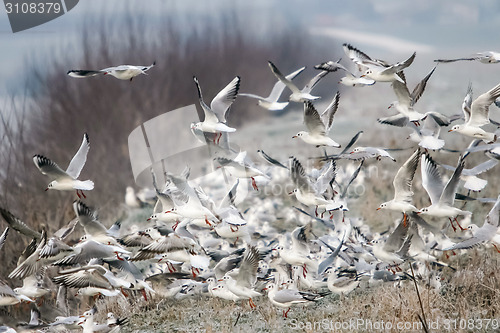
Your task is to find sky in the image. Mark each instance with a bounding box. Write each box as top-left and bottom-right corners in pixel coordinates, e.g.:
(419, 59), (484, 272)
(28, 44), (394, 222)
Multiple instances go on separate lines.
(1, 0), (499, 109)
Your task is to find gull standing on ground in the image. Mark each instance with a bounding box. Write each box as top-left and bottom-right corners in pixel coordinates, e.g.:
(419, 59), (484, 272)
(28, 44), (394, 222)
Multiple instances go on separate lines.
(268, 61), (329, 102)
(239, 66), (305, 111)
(191, 76), (240, 144)
(417, 153), (470, 231)
(377, 149), (420, 224)
(263, 282), (326, 318)
(448, 82), (500, 143)
(443, 194), (500, 252)
(293, 93), (341, 148)
(68, 62), (155, 81)
(33, 133), (93, 198)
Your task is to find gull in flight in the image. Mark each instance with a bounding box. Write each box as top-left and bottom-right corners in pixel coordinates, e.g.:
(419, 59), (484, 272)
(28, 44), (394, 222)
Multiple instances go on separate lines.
(388, 66), (436, 124)
(268, 61), (329, 102)
(417, 153), (470, 231)
(191, 76), (240, 144)
(343, 43), (416, 83)
(293, 93), (341, 148)
(239, 66), (305, 111)
(314, 59), (375, 87)
(214, 151), (269, 190)
(448, 82), (500, 143)
(443, 194), (500, 252)
(33, 133), (93, 198)
(377, 149), (420, 224)
(434, 51), (500, 64)
(67, 62), (155, 81)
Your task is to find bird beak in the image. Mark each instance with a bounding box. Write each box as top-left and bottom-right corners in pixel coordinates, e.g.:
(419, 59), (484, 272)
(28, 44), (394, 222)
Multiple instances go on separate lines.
(416, 211), (422, 215)
(292, 135), (297, 139)
(217, 279), (224, 282)
(146, 218), (151, 221)
(164, 211), (171, 214)
(447, 129), (454, 132)
(262, 287), (268, 291)
(376, 207), (381, 211)
(45, 188), (49, 191)
(350, 151), (354, 154)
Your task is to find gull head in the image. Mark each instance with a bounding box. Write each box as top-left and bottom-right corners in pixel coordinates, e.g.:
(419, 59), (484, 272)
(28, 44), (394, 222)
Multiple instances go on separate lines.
(417, 207), (429, 215)
(351, 147), (364, 154)
(292, 131), (307, 139)
(46, 181), (57, 191)
(376, 202), (387, 211)
(448, 125), (461, 133)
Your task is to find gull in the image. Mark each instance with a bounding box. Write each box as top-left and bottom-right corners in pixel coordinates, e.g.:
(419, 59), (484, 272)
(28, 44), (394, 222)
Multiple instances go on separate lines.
(325, 268), (361, 296)
(220, 245), (261, 308)
(0, 279), (34, 306)
(9, 230), (48, 280)
(370, 216), (414, 268)
(263, 282), (326, 318)
(388, 66), (436, 124)
(67, 61), (155, 81)
(13, 272), (50, 300)
(417, 153), (470, 231)
(292, 94), (341, 148)
(33, 133), (93, 198)
(343, 43), (416, 83)
(448, 82), (500, 143)
(239, 66), (305, 111)
(268, 61), (329, 102)
(377, 149), (420, 223)
(73, 200), (119, 244)
(349, 147), (396, 162)
(443, 194), (500, 252)
(214, 151), (269, 190)
(289, 157), (341, 216)
(191, 76), (240, 144)
(434, 51), (500, 64)
(441, 159), (498, 192)
(407, 112), (454, 150)
(314, 59), (375, 87)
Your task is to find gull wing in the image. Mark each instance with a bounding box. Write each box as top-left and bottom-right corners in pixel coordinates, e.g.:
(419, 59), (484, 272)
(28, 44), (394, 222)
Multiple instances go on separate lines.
(439, 155), (465, 206)
(210, 76), (240, 123)
(268, 61), (301, 94)
(67, 69), (104, 78)
(33, 155), (69, 180)
(304, 101), (326, 136)
(66, 133), (90, 179)
(0, 207), (41, 240)
(320, 91), (340, 133)
(462, 82), (473, 123)
(410, 66), (436, 106)
(469, 82), (500, 127)
(393, 149), (420, 204)
(73, 201), (109, 236)
(290, 157), (314, 193)
(267, 66), (305, 102)
(193, 76), (219, 124)
(236, 245), (260, 288)
(302, 70), (329, 94)
(421, 153), (444, 205)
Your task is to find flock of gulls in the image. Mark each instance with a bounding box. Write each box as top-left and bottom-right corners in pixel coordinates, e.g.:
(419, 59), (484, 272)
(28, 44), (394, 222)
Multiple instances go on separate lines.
(1, 43), (500, 332)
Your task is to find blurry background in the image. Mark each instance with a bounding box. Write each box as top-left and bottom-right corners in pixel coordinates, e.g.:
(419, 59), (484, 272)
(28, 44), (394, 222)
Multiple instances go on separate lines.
(0, 0), (499, 274)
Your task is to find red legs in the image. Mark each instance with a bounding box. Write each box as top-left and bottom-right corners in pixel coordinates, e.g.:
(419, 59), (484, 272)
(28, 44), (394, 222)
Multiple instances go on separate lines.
(141, 289), (148, 301)
(191, 267), (200, 278)
(315, 206), (318, 217)
(248, 298), (256, 309)
(448, 218), (457, 232)
(76, 190), (86, 199)
(403, 213), (408, 227)
(454, 217), (467, 231)
(166, 262), (176, 273)
(114, 252), (125, 261)
(233, 237), (239, 247)
(230, 225), (239, 232)
(302, 264), (308, 279)
(212, 132), (222, 144)
(412, 121), (420, 127)
(251, 177), (258, 191)
(493, 244), (500, 253)
(172, 220), (180, 231)
(217, 132), (223, 144)
(283, 308), (291, 318)
(120, 287), (129, 297)
(205, 217), (213, 227)
(321, 210), (325, 218)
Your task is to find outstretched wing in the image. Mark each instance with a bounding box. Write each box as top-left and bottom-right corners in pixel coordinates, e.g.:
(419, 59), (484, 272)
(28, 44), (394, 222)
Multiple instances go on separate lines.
(66, 133), (90, 179)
